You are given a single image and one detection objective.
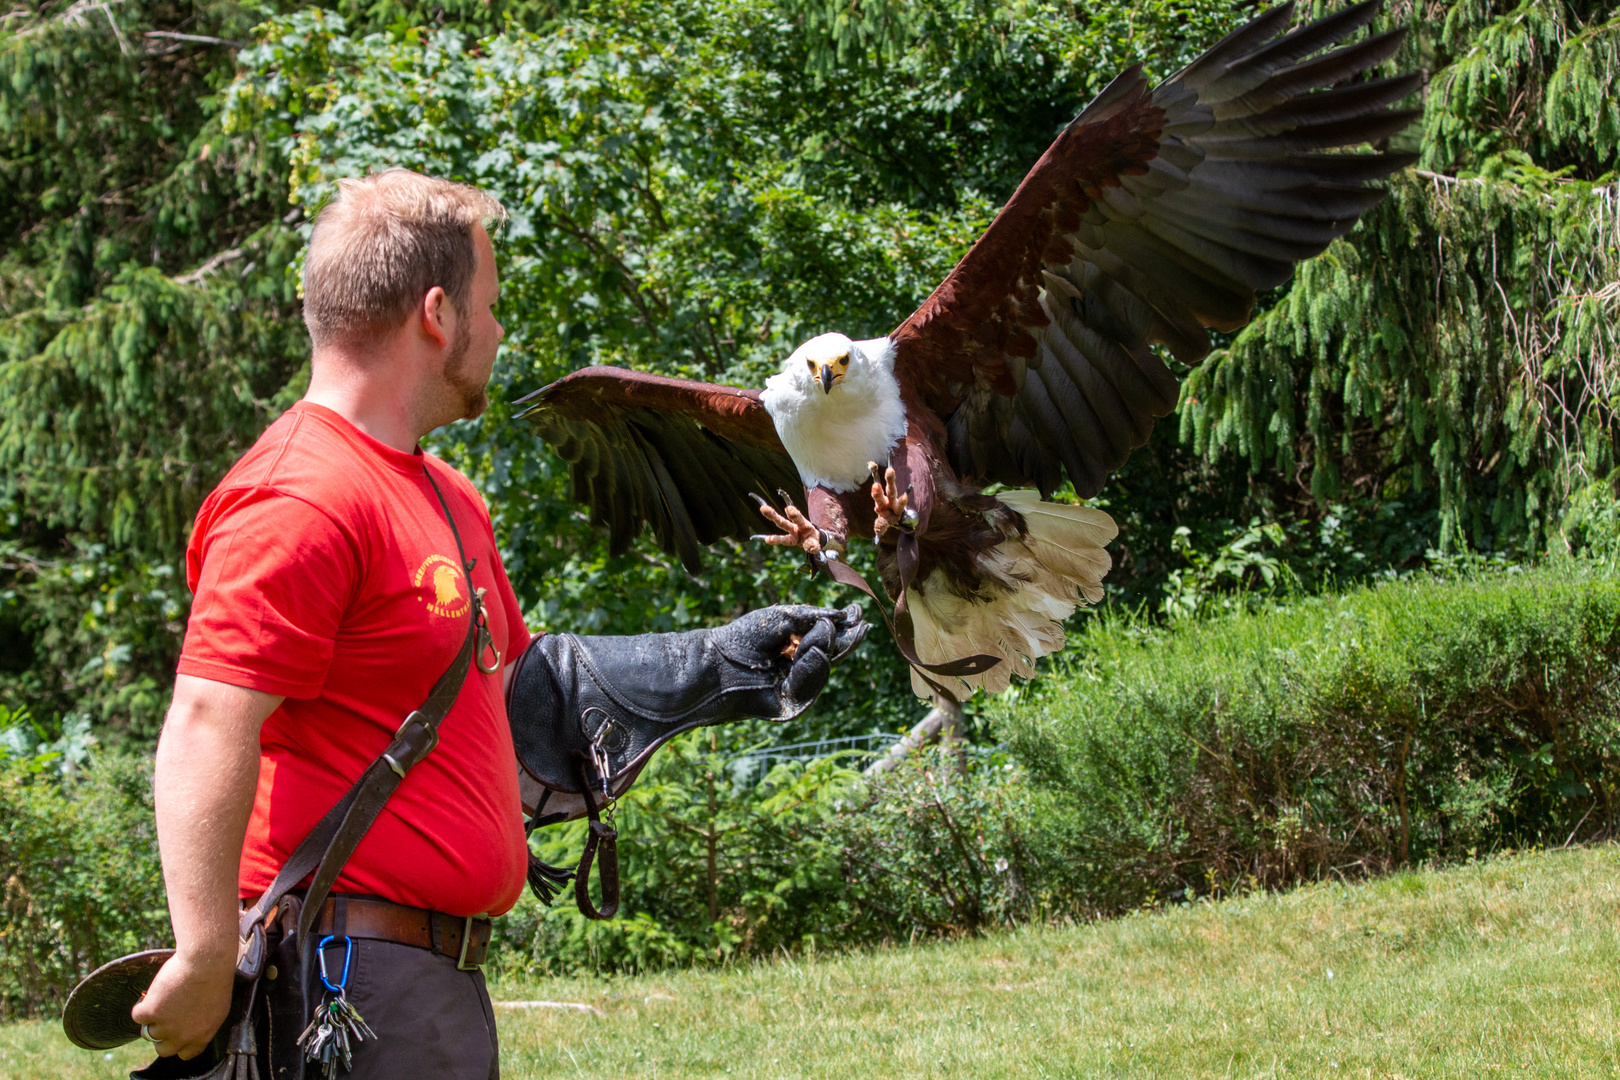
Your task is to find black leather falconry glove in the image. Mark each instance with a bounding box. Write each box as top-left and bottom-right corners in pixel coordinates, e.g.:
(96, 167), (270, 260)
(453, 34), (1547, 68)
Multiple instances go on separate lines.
(506, 603), (867, 918)
(508, 602), (867, 801)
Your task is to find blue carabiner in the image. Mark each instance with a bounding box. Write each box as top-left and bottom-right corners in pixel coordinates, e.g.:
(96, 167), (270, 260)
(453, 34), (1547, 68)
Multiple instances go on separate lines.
(316, 934), (353, 994)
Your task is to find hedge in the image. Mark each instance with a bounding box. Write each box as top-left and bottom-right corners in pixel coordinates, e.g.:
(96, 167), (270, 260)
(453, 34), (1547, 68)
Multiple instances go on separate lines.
(993, 558), (1620, 913)
(0, 751), (168, 1018)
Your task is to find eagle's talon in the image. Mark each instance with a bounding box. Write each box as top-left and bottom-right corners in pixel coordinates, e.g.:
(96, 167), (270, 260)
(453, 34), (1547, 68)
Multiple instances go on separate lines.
(871, 464), (911, 537)
(753, 491), (830, 564)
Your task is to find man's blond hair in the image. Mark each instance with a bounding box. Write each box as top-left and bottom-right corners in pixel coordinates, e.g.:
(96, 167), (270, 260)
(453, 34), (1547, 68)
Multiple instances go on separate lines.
(302, 170), (506, 349)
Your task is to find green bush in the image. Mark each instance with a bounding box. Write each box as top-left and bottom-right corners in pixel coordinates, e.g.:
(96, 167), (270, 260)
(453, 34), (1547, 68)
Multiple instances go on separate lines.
(493, 739), (1046, 973)
(992, 559), (1620, 913)
(13, 557), (1620, 1004)
(0, 737), (168, 1018)
(830, 747), (1040, 937)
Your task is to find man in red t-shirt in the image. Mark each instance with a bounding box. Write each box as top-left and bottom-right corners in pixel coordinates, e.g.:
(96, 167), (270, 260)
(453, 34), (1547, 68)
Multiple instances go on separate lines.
(129, 170), (861, 1079)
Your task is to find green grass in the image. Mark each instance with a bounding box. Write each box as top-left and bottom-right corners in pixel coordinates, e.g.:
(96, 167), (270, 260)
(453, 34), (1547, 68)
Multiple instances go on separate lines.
(8, 844), (1620, 1078)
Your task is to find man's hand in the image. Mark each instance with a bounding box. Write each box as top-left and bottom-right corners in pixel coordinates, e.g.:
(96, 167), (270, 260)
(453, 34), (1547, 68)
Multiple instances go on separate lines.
(133, 675), (281, 1058)
(710, 603), (868, 714)
(130, 948), (237, 1060)
(710, 603), (866, 665)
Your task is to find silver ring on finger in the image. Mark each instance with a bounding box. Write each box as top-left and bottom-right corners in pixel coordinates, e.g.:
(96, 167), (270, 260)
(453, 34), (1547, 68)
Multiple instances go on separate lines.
(141, 1023), (159, 1043)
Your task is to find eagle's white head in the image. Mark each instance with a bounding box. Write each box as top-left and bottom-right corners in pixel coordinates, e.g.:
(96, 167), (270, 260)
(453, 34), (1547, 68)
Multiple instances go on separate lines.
(760, 332), (907, 492)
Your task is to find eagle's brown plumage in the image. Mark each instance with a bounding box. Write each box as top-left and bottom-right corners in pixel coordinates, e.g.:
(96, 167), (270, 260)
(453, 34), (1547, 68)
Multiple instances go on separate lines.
(517, 368), (799, 571)
(890, 0), (1416, 497)
(517, 0), (1418, 695)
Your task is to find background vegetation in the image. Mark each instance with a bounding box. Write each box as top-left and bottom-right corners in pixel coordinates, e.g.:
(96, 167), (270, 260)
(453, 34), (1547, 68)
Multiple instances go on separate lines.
(5, 0), (1616, 744)
(9, 555), (1620, 1014)
(0, 714), (166, 1018)
(1, 0), (1617, 1022)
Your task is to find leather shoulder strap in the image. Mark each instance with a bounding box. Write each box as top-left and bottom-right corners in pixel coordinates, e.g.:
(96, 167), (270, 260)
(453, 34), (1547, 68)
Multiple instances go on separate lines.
(240, 464), (482, 941)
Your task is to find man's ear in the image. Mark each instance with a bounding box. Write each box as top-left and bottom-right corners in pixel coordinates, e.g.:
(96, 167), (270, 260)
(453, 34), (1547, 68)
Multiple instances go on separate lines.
(420, 285), (454, 349)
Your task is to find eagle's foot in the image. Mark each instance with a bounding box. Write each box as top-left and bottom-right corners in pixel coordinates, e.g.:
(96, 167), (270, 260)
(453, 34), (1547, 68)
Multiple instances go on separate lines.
(869, 462), (916, 540)
(750, 491), (840, 565)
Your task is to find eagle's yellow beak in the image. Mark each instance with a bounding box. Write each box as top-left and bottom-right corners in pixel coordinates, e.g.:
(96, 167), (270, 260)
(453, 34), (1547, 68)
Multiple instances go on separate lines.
(811, 353), (849, 394)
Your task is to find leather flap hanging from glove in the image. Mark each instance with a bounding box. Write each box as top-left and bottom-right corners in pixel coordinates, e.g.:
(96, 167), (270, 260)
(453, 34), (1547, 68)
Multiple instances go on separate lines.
(505, 603), (867, 916)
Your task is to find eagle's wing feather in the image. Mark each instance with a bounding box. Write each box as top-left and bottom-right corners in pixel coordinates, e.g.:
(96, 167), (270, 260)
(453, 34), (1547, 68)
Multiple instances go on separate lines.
(515, 367), (800, 573)
(890, 0), (1417, 497)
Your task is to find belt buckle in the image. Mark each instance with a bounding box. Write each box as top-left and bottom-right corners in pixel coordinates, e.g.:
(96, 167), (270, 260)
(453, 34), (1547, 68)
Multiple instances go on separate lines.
(456, 914), (483, 971)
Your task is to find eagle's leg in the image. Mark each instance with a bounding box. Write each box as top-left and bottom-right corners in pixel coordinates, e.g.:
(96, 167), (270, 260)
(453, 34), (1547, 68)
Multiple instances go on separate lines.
(868, 462), (917, 540)
(750, 492), (842, 566)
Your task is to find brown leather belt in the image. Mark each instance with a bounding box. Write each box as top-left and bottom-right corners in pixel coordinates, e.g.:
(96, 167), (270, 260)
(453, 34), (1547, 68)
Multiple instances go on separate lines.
(255, 894), (493, 970)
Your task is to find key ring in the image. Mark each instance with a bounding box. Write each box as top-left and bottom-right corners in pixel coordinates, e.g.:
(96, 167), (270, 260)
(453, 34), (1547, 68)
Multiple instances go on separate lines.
(316, 934), (354, 994)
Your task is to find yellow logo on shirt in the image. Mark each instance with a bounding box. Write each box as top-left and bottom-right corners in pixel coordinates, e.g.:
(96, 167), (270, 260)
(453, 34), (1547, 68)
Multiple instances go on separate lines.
(414, 554), (471, 618)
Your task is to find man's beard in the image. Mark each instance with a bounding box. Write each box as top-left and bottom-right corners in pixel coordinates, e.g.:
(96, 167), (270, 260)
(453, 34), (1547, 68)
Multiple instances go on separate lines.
(442, 327), (489, 421)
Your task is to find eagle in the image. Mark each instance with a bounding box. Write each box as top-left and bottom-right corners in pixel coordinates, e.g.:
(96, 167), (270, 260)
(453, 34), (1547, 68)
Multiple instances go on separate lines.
(517, 0), (1418, 700)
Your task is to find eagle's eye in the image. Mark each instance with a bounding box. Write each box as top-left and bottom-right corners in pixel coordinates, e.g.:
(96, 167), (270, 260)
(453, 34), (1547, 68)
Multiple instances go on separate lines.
(806, 358), (816, 371)
(835, 354), (849, 369)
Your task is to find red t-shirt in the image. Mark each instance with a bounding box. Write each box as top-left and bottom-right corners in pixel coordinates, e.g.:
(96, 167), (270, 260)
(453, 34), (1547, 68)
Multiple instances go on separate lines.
(178, 401), (532, 917)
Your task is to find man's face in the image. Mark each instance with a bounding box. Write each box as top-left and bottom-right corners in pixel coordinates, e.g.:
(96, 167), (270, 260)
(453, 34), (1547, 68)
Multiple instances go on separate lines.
(442, 223), (504, 422)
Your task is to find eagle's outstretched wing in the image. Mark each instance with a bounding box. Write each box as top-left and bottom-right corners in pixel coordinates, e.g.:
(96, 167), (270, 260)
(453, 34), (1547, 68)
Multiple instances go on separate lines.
(892, 0), (1418, 497)
(515, 368), (799, 573)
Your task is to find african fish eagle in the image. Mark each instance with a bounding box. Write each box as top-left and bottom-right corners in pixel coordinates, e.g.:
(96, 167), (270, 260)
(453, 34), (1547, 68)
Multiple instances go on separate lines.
(517, 0), (1419, 700)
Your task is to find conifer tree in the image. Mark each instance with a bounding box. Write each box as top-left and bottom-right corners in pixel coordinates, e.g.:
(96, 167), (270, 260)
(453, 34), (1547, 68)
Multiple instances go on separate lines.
(0, 0), (547, 735)
(0, 0), (307, 736)
(1183, 0), (1620, 554)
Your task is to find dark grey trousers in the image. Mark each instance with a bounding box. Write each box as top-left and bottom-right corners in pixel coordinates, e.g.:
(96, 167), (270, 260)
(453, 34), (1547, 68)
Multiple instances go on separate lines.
(338, 938), (500, 1080)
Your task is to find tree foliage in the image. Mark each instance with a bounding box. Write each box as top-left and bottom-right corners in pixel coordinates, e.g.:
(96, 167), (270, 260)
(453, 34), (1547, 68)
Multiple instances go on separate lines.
(0, 0), (1615, 744)
(0, 0), (307, 736)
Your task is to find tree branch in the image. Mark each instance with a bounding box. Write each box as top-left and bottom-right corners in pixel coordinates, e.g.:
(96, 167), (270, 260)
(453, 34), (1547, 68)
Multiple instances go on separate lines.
(865, 699), (963, 775)
(175, 248), (243, 285)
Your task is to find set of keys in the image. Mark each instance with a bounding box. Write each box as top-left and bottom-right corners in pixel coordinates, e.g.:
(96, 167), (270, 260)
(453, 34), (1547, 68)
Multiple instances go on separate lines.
(298, 994), (375, 1075)
(298, 936), (376, 1076)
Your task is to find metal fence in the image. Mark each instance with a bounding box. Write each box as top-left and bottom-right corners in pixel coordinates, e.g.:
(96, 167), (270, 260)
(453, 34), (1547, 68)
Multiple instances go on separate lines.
(728, 733), (903, 787)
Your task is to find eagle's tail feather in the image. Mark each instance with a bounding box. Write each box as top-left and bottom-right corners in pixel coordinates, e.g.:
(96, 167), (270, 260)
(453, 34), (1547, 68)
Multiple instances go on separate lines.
(906, 490), (1117, 700)
(999, 490), (1116, 602)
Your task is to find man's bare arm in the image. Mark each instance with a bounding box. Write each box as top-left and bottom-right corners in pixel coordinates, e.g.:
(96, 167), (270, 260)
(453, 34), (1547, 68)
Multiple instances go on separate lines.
(131, 674), (282, 1060)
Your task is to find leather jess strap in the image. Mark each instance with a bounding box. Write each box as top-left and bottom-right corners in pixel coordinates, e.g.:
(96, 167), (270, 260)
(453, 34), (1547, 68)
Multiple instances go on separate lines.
(304, 896), (493, 970)
(822, 554), (997, 699)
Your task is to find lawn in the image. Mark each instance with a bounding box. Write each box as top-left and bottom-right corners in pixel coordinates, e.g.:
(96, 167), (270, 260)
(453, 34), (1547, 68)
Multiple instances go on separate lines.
(6, 844), (1619, 1079)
